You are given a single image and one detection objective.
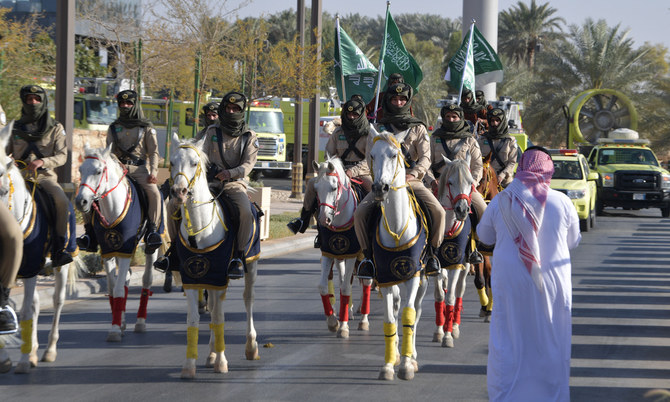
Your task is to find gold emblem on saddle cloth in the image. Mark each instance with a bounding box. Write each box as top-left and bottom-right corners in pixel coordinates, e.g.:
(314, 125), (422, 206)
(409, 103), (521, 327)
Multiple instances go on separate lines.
(329, 234), (350, 254)
(104, 230), (123, 250)
(440, 242), (462, 264)
(184, 255), (210, 279)
(390, 256), (415, 281)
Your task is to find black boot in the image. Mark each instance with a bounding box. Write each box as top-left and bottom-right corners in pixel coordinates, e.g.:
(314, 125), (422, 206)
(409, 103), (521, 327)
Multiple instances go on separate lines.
(0, 286), (17, 335)
(424, 247), (441, 276)
(52, 236), (73, 267)
(154, 243), (178, 273)
(227, 250), (245, 280)
(76, 222), (99, 252)
(144, 221), (162, 254)
(469, 249), (484, 265)
(287, 207), (313, 234)
(313, 234), (321, 248)
(163, 270), (173, 293)
(357, 250), (375, 280)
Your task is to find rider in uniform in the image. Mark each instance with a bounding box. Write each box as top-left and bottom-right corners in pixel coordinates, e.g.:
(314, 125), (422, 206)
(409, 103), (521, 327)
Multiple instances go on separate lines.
(196, 101), (219, 140)
(425, 103), (488, 269)
(287, 95), (373, 236)
(355, 83), (444, 278)
(460, 88), (490, 134)
(7, 85), (73, 267)
(365, 73), (407, 122)
(478, 108), (518, 188)
(77, 89), (163, 255)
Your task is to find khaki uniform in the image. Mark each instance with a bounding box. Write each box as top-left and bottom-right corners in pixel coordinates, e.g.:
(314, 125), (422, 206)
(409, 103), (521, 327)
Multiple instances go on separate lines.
(303, 126), (372, 208)
(425, 134), (487, 221)
(354, 123), (446, 250)
(0, 203), (22, 288)
(7, 122), (71, 240)
(106, 124), (161, 226)
(477, 135), (518, 188)
(201, 124), (259, 251)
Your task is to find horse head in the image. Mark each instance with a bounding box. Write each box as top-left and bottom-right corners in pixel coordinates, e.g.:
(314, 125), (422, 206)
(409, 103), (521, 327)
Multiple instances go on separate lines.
(75, 142), (118, 213)
(0, 121), (15, 200)
(437, 156), (476, 221)
(169, 132), (209, 204)
(312, 155), (350, 227)
(369, 129), (405, 202)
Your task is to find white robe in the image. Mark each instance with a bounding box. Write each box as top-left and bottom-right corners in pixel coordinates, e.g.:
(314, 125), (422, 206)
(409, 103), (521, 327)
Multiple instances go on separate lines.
(478, 188), (581, 402)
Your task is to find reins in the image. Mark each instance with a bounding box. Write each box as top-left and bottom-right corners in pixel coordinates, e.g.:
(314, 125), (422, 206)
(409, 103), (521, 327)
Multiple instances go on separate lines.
(318, 169), (357, 230)
(79, 155), (129, 227)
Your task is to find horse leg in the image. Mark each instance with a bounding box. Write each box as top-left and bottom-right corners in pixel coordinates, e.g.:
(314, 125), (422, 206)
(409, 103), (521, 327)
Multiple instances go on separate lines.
(318, 257), (339, 333)
(432, 270), (446, 342)
(15, 278), (38, 374)
(398, 277), (421, 381)
(198, 290), (207, 314)
(135, 251), (156, 333)
(243, 261), (259, 361)
(181, 289), (200, 379)
(378, 287), (397, 381)
(107, 258), (130, 342)
(327, 261), (335, 307)
(209, 289), (228, 373)
(358, 278), (372, 331)
(42, 264), (68, 362)
(452, 266), (468, 339)
(337, 259), (355, 339)
(411, 274), (428, 371)
(441, 270), (457, 348)
(474, 262), (489, 317)
(205, 293), (216, 368)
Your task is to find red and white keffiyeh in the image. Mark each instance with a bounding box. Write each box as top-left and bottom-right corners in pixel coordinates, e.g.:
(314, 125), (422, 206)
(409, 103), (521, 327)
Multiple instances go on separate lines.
(499, 149), (554, 292)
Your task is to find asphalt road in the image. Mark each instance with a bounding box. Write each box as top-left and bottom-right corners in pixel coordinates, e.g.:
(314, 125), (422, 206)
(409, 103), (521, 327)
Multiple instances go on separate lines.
(0, 207), (669, 401)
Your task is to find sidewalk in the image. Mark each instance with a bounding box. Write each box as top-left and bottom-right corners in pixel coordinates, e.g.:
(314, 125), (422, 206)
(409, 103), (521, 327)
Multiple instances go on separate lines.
(9, 189), (317, 310)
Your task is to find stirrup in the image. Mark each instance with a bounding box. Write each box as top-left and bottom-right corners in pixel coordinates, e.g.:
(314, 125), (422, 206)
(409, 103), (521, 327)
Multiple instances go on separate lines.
(227, 258), (244, 280)
(145, 232), (162, 254)
(153, 256), (169, 273)
(469, 250), (484, 265)
(424, 254), (440, 276)
(287, 218), (303, 234)
(357, 258), (375, 280)
(0, 305), (18, 335)
(76, 234), (98, 253)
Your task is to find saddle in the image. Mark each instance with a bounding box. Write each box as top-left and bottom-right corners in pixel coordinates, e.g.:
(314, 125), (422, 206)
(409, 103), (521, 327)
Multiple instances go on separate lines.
(126, 175), (150, 239)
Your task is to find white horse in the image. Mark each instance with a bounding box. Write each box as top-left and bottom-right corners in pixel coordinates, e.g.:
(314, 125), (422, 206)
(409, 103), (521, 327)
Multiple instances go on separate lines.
(0, 122), (75, 373)
(312, 156), (371, 338)
(432, 157), (477, 348)
(169, 133), (259, 379)
(367, 131), (428, 381)
(75, 144), (162, 342)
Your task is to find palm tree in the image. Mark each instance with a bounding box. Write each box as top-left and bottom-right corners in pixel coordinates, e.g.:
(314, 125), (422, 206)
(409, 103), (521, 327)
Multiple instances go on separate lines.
(498, 0), (565, 70)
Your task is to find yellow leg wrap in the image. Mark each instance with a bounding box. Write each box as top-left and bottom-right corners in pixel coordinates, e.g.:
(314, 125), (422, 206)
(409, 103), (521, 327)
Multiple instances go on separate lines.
(20, 320), (33, 355)
(477, 287), (489, 307)
(198, 289), (204, 303)
(486, 288), (493, 312)
(186, 326), (199, 359)
(210, 323), (225, 353)
(401, 307), (416, 357)
(328, 280), (336, 307)
(383, 322), (397, 365)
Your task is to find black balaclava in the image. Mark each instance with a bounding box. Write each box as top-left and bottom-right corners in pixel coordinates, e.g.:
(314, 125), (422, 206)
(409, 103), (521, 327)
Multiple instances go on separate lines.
(383, 73), (405, 91)
(217, 91), (248, 137)
(486, 107), (509, 139)
(341, 96), (369, 138)
(202, 101), (219, 126)
(460, 88), (483, 116)
(432, 103), (471, 139)
(378, 83), (425, 131)
(475, 90), (487, 107)
(13, 84), (56, 142)
(113, 90), (151, 129)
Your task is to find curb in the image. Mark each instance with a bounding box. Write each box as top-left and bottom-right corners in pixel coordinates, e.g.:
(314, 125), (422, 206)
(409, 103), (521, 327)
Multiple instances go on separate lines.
(10, 229), (318, 311)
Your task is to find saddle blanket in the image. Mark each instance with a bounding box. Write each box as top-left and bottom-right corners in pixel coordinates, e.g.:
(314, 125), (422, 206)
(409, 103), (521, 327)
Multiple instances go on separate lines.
(317, 221), (360, 259)
(437, 216), (471, 270)
(372, 217), (426, 287)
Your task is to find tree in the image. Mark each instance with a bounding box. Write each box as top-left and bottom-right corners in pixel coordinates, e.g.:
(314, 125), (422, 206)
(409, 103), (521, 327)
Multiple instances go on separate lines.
(498, 0), (565, 70)
(76, 40), (108, 78)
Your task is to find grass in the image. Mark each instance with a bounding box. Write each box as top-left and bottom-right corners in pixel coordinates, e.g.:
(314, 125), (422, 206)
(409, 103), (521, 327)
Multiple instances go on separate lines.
(268, 211), (299, 240)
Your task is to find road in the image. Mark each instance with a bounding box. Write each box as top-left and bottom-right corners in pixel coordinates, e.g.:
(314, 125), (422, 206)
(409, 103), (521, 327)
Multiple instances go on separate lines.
(0, 208), (669, 401)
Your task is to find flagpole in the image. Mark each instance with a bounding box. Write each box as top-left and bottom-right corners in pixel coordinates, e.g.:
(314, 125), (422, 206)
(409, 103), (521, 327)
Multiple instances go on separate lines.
(458, 19), (476, 103)
(336, 15), (347, 101)
(372, 1), (391, 123)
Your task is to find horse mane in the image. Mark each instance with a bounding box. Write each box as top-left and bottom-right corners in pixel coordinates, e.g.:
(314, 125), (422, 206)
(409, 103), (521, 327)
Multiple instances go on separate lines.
(372, 131), (401, 150)
(171, 137), (210, 169)
(316, 155), (347, 183)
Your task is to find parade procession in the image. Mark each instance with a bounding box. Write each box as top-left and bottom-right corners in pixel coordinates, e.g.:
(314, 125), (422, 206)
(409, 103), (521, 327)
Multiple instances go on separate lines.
(1, 1), (670, 401)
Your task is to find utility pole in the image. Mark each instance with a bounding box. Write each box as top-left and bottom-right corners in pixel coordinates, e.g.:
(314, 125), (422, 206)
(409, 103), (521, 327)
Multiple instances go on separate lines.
(55, 0), (75, 185)
(306, 0), (322, 178)
(290, 0), (305, 200)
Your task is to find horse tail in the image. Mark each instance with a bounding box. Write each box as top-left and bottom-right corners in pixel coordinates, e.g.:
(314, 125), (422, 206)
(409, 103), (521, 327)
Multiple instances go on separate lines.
(66, 256), (80, 296)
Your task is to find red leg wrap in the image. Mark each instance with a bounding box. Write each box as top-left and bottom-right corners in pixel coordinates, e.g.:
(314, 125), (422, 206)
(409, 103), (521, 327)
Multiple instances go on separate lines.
(112, 297), (124, 326)
(361, 285), (371, 315)
(455, 297), (463, 325)
(339, 294), (350, 322)
(137, 288), (153, 319)
(444, 304), (454, 333)
(320, 294), (334, 316)
(108, 295), (113, 311)
(434, 301), (446, 326)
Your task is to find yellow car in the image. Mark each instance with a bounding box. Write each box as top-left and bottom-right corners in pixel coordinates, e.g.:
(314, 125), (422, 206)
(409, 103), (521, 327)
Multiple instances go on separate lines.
(548, 149), (598, 232)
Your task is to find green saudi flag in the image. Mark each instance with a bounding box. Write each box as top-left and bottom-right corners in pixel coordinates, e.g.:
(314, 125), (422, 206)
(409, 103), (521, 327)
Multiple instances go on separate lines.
(380, 9), (423, 92)
(445, 24), (504, 89)
(334, 20), (378, 103)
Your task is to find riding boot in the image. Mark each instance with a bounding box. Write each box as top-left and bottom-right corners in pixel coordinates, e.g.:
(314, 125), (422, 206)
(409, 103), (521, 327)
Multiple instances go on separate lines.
(313, 234), (321, 248)
(357, 249), (375, 280)
(227, 250), (245, 280)
(144, 221), (162, 255)
(76, 222), (99, 252)
(287, 207), (313, 234)
(154, 243), (178, 273)
(159, 178), (171, 201)
(469, 248), (484, 264)
(51, 236), (73, 267)
(0, 286), (18, 335)
(424, 247), (440, 276)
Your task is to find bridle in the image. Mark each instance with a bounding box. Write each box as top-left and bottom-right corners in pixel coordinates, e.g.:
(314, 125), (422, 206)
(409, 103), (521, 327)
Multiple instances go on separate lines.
(79, 155), (128, 226)
(317, 168), (357, 229)
(440, 164), (476, 237)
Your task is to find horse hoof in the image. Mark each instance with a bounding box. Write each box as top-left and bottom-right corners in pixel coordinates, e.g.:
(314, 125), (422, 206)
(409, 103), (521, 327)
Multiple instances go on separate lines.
(106, 331), (122, 342)
(29, 354), (38, 368)
(213, 360), (228, 373)
(14, 361), (31, 374)
(180, 367), (196, 379)
(326, 314), (339, 332)
(484, 314), (491, 323)
(378, 365), (395, 381)
(205, 353), (216, 368)
(41, 350), (57, 363)
(452, 323), (460, 339)
(441, 333), (454, 348)
(337, 327), (349, 339)
(398, 365), (415, 381)
(479, 306), (487, 317)
(411, 358), (419, 372)
(245, 342), (260, 361)
(0, 358), (12, 374)
(433, 328), (444, 342)
(358, 321), (369, 331)
(134, 322), (146, 333)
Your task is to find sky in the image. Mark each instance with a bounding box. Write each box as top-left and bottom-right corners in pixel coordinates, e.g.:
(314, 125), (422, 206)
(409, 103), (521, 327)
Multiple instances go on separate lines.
(220, 0), (670, 50)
